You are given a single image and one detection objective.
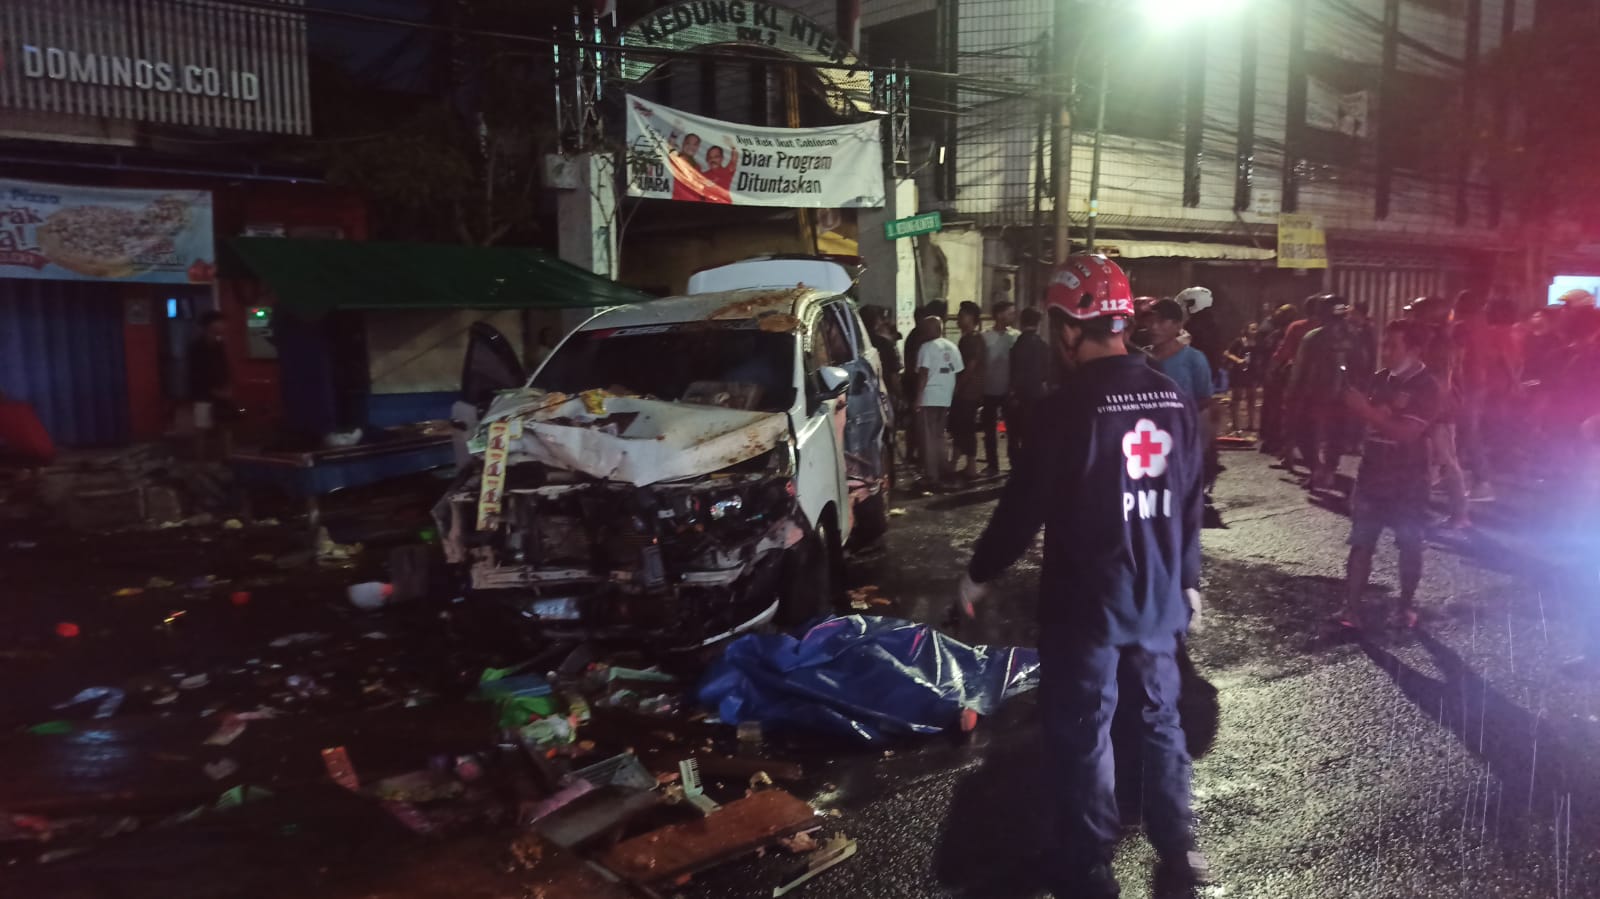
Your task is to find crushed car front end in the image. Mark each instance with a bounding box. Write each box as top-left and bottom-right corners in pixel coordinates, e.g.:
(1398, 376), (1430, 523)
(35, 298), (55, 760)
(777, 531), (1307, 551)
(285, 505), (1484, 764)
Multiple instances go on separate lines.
(434, 389), (807, 649)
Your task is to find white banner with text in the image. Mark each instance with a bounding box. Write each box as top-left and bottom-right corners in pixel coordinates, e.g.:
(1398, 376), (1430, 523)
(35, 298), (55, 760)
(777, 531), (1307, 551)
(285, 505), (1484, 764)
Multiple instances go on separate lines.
(625, 95), (884, 208)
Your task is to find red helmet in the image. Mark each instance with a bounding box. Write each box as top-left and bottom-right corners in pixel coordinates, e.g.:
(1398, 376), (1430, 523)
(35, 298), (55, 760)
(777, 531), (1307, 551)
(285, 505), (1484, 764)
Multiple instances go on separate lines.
(1045, 254), (1134, 322)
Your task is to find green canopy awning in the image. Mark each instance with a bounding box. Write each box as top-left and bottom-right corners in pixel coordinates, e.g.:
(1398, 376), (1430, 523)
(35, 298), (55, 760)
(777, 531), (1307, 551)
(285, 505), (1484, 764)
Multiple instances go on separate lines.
(230, 238), (648, 317)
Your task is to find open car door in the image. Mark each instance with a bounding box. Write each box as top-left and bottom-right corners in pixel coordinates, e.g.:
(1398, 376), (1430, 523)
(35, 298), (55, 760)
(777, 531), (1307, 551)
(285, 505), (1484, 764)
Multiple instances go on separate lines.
(451, 322), (527, 467)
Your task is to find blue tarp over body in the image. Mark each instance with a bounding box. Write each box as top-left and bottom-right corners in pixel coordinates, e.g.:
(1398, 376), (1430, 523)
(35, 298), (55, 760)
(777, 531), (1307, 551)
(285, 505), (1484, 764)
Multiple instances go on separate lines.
(697, 616), (1041, 745)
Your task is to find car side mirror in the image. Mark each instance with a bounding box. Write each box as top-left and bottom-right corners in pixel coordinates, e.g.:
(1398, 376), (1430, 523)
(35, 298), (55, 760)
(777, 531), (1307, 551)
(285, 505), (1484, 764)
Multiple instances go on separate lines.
(814, 365), (851, 402)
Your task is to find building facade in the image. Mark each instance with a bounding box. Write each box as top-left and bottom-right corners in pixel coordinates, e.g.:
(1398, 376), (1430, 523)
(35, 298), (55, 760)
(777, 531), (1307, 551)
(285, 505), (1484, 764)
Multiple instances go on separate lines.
(0, 0), (363, 448)
(797, 0), (1540, 338)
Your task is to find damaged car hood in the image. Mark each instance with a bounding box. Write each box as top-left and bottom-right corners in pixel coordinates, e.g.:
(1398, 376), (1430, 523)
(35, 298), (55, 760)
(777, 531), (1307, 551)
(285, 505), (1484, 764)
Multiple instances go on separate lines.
(471, 390), (790, 487)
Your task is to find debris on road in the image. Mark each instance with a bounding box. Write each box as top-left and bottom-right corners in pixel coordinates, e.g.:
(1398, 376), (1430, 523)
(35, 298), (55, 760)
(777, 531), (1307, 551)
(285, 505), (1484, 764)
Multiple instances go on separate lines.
(53, 687), (125, 719)
(602, 789), (819, 885)
(772, 834), (858, 897)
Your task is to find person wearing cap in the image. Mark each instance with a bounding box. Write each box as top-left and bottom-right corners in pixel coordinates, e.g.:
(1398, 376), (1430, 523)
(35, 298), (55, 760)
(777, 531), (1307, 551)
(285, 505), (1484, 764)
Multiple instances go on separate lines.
(1287, 294), (1371, 491)
(957, 255), (1209, 899)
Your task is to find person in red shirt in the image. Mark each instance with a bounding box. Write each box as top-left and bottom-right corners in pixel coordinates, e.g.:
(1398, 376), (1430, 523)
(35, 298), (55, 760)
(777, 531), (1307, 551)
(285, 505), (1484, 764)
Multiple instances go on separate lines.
(701, 144), (737, 204)
(1268, 295), (1322, 467)
(669, 133), (708, 202)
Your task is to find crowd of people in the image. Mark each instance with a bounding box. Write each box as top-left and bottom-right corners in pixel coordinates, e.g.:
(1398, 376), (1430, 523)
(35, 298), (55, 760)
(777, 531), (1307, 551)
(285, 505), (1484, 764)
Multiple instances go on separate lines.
(865, 257), (1600, 897)
(866, 279), (1600, 631)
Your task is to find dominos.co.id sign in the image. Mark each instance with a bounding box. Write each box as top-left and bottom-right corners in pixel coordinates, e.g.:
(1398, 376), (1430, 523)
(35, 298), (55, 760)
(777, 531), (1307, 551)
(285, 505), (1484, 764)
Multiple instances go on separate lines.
(0, 0), (311, 135)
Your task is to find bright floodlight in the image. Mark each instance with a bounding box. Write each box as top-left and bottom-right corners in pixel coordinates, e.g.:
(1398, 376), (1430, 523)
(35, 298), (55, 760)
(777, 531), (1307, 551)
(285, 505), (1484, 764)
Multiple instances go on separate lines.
(1138, 0), (1244, 27)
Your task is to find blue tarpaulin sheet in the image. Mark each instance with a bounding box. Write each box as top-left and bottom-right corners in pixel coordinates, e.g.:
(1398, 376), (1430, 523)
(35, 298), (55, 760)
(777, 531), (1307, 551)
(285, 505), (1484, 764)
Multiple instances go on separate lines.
(696, 616), (1041, 745)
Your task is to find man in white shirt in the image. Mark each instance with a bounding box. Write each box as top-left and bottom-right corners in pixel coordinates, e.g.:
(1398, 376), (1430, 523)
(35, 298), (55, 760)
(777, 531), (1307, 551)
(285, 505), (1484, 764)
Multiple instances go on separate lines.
(914, 314), (964, 487)
(980, 300), (1019, 474)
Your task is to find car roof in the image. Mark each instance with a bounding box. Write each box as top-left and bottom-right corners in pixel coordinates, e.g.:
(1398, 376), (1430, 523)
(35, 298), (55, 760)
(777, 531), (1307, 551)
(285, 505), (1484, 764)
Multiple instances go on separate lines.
(575, 287), (841, 332)
(687, 257), (856, 294)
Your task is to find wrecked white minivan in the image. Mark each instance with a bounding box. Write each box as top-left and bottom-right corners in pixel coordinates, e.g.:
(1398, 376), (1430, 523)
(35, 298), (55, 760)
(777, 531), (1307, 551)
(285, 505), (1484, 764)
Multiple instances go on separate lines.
(434, 275), (890, 649)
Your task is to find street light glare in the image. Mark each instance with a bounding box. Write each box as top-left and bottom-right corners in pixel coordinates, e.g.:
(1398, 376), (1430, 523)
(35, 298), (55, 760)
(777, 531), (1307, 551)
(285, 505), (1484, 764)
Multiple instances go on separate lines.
(1138, 0), (1245, 28)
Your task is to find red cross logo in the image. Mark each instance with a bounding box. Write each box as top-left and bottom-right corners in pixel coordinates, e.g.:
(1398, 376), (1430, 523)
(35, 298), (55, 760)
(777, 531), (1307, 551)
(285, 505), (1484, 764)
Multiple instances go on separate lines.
(1122, 418), (1173, 479)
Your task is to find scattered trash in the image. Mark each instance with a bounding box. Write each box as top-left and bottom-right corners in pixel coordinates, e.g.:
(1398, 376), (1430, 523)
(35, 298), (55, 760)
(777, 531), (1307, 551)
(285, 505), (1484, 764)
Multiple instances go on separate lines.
(188, 575), (220, 590)
(54, 621), (80, 638)
(268, 632), (328, 648)
(204, 716), (249, 746)
(777, 831), (820, 854)
(321, 746), (360, 791)
(697, 615), (1041, 744)
(178, 673), (210, 690)
(477, 669), (559, 727)
(203, 759), (240, 781)
(346, 581), (395, 610)
(602, 790), (818, 885)
(887, 507), (907, 518)
(315, 527), (362, 564)
(112, 587), (144, 598)
(146, 576), (175, 589)
(161, 610), (187, 626)
(772, 835), (858, 897)
(150, 691), (179, 706)
(24, 720), (73, 736)
(222, 518), (244, 530)
(8, 539), (37, 549)
(524, 780), (596, 826)
(366, 770), (464, 803)
(381, 800), (435, 834)
(53, 686), (125, 719)
(229, 591), (251, 607)
(213, 785), (273, 809)
(572, 752), (657, 792)
(285, 674), (324, 698)
(38, 847), (89, 865)
(679, 757), (720, 816)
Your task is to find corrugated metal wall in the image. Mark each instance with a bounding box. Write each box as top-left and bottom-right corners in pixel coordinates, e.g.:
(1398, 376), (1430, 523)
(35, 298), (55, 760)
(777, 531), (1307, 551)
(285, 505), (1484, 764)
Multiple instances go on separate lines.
(1330, 266), (1446, 330)
(0, 280), (130, 447)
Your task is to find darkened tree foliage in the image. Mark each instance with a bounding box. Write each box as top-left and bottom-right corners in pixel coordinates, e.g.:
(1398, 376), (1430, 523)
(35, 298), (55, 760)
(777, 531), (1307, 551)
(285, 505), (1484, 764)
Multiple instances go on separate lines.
(302, 1), (562, 245)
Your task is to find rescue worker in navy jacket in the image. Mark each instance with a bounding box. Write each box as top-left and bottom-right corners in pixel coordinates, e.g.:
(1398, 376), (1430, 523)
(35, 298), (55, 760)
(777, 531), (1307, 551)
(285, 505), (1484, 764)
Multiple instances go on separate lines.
(957, 254), (1209, 898)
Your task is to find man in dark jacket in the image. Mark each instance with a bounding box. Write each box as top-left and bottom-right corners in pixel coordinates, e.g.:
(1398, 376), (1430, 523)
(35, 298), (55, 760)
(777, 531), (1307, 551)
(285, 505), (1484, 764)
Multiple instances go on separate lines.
(958, 255), (1208, 899)
(1007, 306), (1051, 459)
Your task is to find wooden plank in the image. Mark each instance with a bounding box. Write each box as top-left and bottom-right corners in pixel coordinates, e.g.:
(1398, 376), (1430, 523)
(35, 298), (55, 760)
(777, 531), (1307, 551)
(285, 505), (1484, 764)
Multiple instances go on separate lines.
(601, 790), (817, 885)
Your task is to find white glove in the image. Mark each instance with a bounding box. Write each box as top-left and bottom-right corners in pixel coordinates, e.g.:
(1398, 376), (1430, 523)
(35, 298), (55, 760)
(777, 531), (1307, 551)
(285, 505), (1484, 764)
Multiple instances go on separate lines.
(1185, 588), (1204, 633)
(957, 573), (990, 619)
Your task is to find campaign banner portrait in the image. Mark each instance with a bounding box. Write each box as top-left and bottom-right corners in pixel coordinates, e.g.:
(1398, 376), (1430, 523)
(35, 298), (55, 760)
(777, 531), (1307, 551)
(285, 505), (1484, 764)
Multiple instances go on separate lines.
(0, 179), (215, 284)
(625, 95), (885, 209)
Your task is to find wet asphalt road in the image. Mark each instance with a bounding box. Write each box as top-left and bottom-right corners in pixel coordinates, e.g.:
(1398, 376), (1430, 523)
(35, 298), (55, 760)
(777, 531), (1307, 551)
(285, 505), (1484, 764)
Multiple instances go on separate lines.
(8, 451), (1600, 898)
(685, 450), (1600, 899)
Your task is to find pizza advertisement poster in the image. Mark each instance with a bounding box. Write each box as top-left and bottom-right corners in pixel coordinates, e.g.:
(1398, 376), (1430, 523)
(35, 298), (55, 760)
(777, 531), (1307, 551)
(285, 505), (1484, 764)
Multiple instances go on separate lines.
(0, 179), (216, 284)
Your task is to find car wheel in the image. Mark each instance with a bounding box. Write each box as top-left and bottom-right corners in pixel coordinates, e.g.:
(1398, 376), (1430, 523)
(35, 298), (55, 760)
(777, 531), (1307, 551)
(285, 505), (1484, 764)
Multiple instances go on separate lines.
(778, 515), (841, 627)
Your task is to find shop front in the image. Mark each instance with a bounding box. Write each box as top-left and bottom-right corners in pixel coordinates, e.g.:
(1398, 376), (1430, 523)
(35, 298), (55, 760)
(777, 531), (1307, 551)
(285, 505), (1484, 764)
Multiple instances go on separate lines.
(0, 178), (217, 447)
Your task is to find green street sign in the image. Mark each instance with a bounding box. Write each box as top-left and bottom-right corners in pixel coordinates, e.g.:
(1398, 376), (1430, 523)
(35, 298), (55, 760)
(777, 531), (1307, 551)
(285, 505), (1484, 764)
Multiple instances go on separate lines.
(884, 211), (942, 240)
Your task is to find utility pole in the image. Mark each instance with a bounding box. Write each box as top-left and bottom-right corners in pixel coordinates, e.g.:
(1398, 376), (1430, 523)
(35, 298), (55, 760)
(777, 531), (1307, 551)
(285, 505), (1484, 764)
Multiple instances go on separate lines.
(1051, 0), (1074, 263)
(1084, 49), (1109, 251)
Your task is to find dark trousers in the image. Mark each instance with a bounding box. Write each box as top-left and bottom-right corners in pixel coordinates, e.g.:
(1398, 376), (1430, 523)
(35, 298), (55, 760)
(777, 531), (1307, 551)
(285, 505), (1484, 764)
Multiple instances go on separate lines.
(1295, 402), (1342, 473)
(1009, 397), (1037, 462)
(1260, 374), (1288, 453)
(950, 397), (980, 462)
(979, 395), (1006, 469)
(1041, 637), (1193, 881)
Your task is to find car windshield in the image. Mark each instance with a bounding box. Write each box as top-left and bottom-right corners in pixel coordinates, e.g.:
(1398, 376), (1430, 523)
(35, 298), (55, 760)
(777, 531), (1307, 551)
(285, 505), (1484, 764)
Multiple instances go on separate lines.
(532, 324), (798, 413)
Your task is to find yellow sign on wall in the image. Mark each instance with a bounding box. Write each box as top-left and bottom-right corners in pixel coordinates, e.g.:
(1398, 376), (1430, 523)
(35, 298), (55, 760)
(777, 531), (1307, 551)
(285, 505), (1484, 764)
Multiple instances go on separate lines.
(1277, 214), (1328, 269)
